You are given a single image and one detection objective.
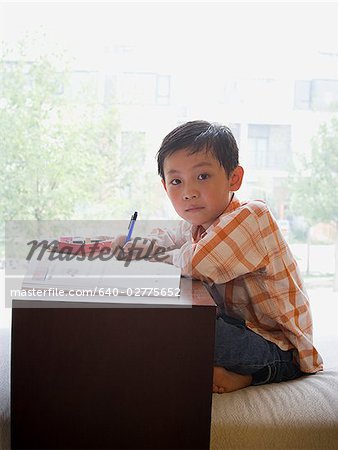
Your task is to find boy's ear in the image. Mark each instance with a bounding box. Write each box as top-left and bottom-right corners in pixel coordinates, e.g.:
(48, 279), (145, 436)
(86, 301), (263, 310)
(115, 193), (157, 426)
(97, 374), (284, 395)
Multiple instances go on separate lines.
(229, 166), (244, 191)
(161, 178), (167, 192)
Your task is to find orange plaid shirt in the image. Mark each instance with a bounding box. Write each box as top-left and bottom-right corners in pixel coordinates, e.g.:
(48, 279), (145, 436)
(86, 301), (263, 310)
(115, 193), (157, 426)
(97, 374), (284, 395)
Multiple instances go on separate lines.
(152, 195), (323, 373)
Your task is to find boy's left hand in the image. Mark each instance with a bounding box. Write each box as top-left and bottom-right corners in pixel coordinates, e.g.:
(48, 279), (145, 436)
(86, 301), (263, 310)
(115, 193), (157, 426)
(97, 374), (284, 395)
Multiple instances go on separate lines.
(113, 236), (173, 264)
(119, 238), (160, 261)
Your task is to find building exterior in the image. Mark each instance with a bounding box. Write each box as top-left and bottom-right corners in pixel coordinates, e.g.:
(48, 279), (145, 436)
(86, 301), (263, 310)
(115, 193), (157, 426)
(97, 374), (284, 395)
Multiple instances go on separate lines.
(83, 45), (338, 222)
(4, 45), (337, 222)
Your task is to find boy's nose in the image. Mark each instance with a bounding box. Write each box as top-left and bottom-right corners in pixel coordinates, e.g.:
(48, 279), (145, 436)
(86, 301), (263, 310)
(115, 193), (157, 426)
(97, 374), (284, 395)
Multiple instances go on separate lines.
(183, 191), (199, 200)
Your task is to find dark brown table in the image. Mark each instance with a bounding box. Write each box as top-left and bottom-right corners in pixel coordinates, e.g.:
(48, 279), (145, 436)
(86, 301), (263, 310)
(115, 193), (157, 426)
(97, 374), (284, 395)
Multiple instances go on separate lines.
(11, 278), (216, 450)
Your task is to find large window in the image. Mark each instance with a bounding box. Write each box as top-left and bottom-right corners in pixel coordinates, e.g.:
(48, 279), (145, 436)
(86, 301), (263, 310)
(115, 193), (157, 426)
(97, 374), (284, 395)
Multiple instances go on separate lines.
(1, 2), (338, 297)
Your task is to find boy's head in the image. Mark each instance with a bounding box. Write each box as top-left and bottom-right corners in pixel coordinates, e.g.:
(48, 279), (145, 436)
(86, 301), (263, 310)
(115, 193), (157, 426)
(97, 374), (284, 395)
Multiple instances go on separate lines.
(157, 120), (244, 230)
(157, 120), (239, 180)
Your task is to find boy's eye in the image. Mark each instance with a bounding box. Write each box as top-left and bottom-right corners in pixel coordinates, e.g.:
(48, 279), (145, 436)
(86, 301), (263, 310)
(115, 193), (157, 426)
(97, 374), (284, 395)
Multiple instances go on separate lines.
(198, 173), (209, 180)
(170, 179), (181, 185)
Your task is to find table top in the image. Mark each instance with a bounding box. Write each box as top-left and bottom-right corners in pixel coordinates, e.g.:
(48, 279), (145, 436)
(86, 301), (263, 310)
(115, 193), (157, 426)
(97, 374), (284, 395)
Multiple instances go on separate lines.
(181, 278), (216, 306)
(12, 277), (216, 308)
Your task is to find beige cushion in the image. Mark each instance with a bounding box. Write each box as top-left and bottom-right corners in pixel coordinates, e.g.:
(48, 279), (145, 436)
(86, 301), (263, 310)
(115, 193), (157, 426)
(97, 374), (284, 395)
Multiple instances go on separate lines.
(211, 337), (338, 449)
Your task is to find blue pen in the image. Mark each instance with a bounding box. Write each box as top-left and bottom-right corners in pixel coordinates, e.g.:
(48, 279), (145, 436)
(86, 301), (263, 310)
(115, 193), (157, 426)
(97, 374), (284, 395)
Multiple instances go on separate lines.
(125, 211), (138, 243)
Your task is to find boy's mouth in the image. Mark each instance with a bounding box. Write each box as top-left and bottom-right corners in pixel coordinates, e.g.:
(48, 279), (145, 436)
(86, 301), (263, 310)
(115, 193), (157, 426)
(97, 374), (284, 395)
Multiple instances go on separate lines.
(185, 206), (205, 212)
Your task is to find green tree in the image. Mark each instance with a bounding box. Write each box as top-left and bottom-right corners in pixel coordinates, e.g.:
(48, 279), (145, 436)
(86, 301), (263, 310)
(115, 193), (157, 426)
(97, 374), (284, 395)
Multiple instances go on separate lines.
(289, 116), (338, 290)
(0, 37), (160, 260)
(0, 42), (121, 223)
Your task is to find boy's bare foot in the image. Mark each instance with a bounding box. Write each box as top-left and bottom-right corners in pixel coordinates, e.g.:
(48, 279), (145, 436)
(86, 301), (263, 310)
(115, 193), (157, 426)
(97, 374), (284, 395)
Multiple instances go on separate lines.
(213, 366), (252, 393)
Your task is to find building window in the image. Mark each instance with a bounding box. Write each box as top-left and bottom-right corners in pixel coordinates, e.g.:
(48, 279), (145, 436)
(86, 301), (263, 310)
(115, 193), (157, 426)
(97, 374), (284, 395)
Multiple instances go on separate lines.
(269, 125), (291, 169)
(248, 125), (269, 168)
(114, 72), (170, 105)
(248, 124), (291, 170)
(311, 79), (338, 111)
(117, 73), (156, 105)
(294, 79), (338, 111)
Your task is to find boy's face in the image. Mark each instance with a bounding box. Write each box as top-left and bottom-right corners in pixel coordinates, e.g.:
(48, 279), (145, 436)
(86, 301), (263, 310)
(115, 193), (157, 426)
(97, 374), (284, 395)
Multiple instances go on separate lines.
(162, 148), (243, 230)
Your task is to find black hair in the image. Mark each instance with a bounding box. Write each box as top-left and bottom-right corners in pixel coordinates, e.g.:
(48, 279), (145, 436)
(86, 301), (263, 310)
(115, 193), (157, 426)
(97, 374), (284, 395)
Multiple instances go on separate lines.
(156, 120), (239, 180)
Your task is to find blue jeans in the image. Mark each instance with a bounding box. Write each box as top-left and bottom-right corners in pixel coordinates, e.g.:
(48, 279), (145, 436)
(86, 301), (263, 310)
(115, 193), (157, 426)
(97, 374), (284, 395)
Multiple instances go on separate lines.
(214, 313), (305, 385)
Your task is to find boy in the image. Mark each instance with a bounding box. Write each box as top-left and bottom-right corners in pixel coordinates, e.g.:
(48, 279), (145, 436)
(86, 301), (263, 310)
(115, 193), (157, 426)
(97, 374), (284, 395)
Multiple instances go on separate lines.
(115, 120), (323, 393)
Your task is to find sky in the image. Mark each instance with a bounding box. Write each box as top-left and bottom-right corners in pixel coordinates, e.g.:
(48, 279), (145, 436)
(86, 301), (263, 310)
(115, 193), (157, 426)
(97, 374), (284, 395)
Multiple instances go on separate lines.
(1, 2), (338, 78)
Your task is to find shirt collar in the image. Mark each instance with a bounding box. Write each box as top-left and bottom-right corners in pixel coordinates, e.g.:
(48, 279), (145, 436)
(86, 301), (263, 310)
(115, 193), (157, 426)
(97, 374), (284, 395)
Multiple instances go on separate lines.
(192, 225), (206, 242)
(223, 193), (241, 214)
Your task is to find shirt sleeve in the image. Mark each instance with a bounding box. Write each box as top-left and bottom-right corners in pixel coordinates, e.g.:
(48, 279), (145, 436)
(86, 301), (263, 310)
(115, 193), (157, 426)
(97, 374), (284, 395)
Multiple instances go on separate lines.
(145, 220), (192, 253)
(175, 204), (270, 283)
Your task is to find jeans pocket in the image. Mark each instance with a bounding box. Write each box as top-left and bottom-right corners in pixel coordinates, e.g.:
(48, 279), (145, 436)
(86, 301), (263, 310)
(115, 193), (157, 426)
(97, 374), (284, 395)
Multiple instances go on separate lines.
(252, 359), (303, 386)
(251, 365), (273, 385)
